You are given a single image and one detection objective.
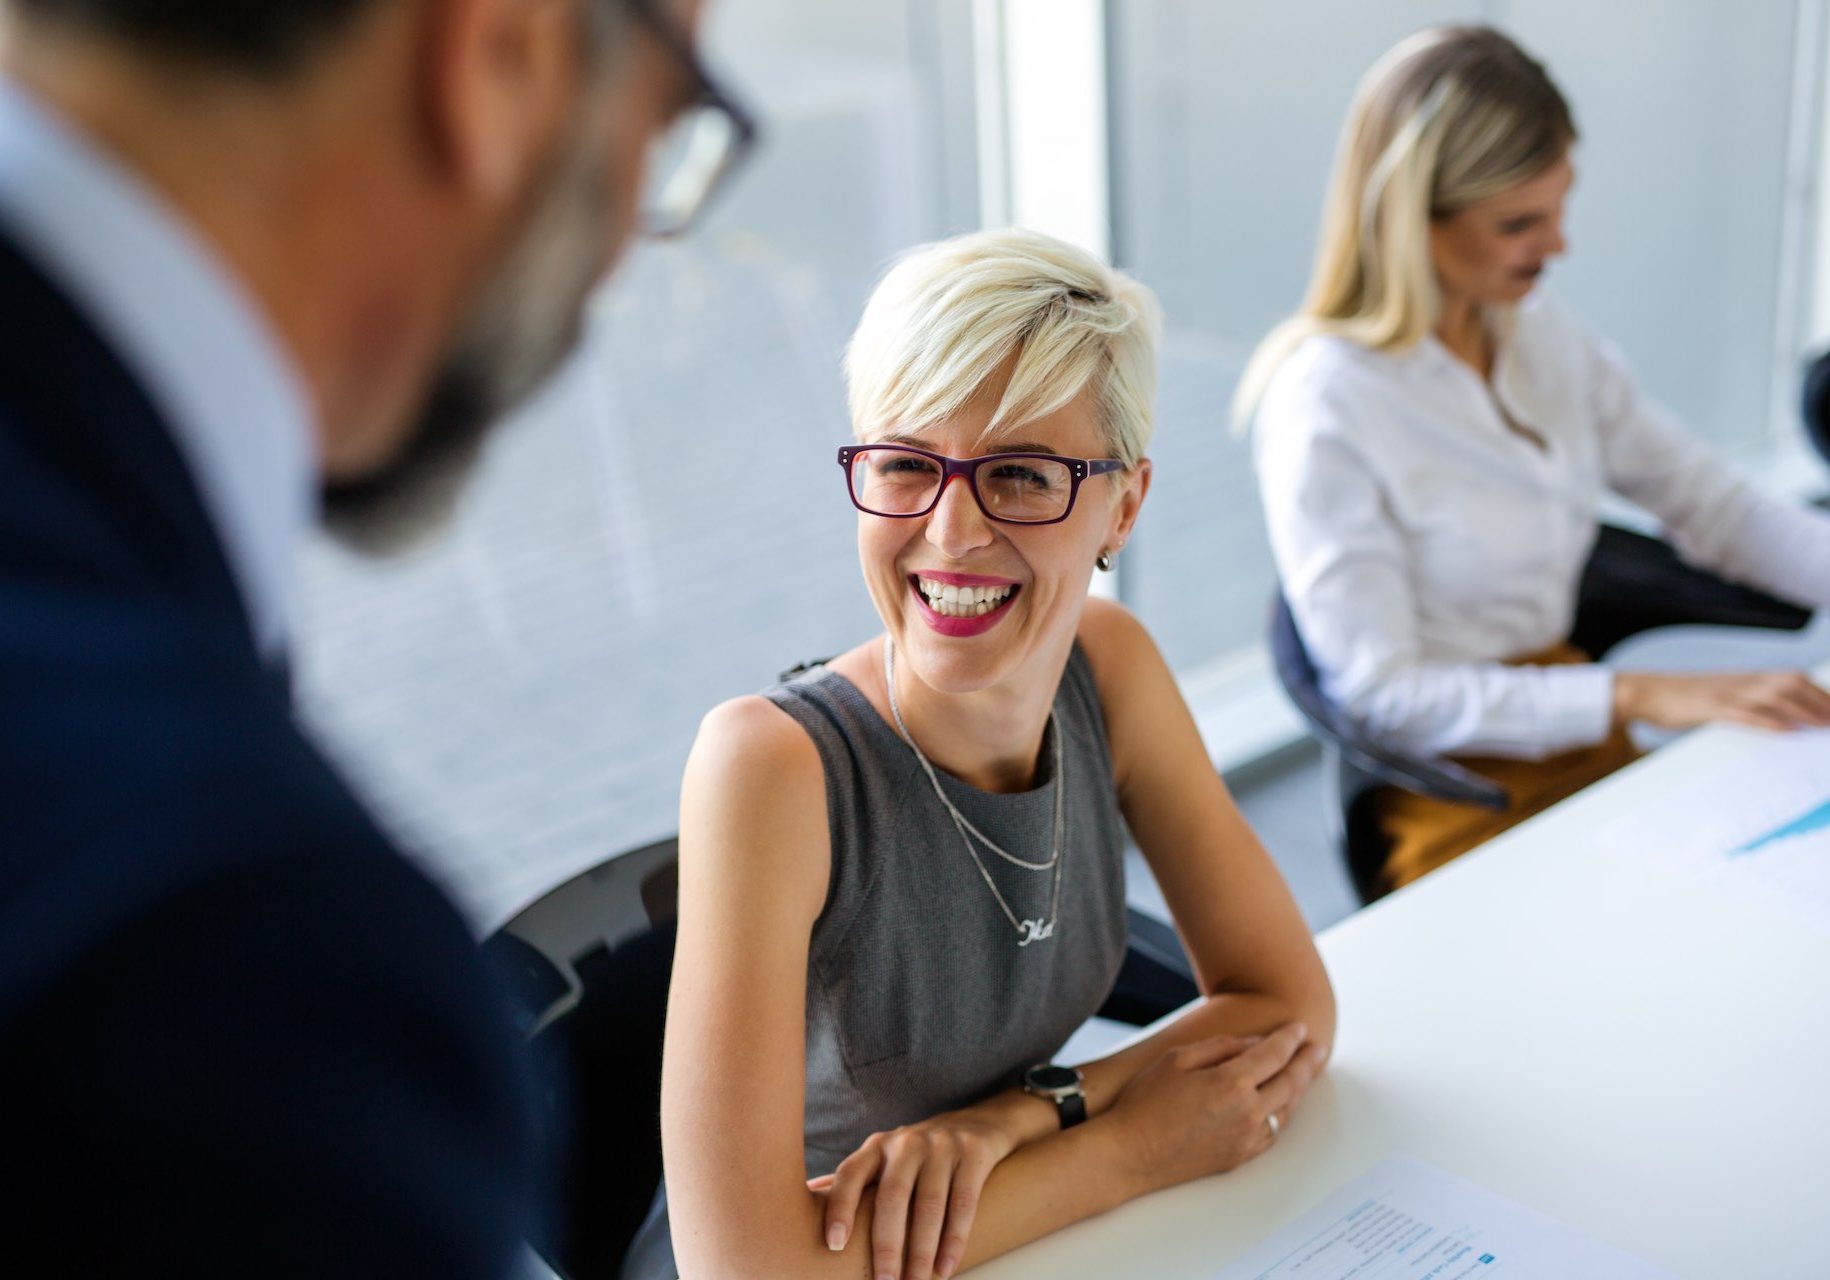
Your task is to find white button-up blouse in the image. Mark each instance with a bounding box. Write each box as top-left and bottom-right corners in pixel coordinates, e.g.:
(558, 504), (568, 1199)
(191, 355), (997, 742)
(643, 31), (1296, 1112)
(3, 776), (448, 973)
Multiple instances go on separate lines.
(1252, 290), (1830, 761)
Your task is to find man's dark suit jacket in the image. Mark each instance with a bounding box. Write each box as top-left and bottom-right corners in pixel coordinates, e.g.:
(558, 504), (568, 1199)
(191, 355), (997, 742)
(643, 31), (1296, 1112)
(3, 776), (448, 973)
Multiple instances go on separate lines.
(0, 228), (539, 1273)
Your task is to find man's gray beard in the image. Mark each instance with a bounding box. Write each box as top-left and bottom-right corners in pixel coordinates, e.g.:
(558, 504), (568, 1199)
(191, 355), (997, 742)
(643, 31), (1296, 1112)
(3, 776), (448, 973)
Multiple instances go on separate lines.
(321, 92), (623, 557)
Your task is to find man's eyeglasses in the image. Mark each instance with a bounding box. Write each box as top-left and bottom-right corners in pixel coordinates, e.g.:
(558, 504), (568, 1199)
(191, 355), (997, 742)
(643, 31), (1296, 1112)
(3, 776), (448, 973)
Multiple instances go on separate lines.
(617, 0), (760, 237)
(837, 444), (1126, 526)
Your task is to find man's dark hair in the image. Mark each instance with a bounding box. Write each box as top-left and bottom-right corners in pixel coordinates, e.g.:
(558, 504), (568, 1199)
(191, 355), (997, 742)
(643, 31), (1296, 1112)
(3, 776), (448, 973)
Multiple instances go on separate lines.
(10, 0), (389, 74)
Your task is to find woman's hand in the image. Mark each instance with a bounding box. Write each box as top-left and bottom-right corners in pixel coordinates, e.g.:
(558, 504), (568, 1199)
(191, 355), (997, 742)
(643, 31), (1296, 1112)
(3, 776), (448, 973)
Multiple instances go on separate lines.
(1614, 670), (1830, 733)
(812, 1101), (1030, 1280)
(1105, 1023), (1322, 1195)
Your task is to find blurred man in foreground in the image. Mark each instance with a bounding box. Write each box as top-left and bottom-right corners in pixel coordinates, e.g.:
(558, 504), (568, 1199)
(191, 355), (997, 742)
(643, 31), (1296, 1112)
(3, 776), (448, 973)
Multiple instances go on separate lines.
(0, 0), (745, 1272)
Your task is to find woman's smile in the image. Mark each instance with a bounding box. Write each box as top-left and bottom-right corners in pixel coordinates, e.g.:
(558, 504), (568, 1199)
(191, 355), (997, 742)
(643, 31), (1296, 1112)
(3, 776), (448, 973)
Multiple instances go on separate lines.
(909, 570), (1023, 636)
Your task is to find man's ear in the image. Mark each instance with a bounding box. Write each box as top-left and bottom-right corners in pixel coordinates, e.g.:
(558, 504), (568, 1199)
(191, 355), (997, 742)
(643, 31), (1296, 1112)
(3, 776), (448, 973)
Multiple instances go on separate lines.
(414, 0), (581, 203)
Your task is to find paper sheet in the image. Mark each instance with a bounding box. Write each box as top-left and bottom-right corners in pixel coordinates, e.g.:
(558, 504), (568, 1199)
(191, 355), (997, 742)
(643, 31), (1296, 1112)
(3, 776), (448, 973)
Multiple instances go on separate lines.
(1210, 1156), (1672, 1279)
(1599, 728), (1830, 934)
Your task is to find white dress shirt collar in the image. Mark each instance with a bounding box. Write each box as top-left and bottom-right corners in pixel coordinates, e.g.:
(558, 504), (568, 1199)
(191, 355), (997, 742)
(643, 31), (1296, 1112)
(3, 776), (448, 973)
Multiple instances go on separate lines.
(0, 77), (315, 659)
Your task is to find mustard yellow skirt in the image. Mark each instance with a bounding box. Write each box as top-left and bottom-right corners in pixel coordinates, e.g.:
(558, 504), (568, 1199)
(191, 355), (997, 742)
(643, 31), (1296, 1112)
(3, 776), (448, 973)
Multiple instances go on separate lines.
(1373, 644), (1641, 894)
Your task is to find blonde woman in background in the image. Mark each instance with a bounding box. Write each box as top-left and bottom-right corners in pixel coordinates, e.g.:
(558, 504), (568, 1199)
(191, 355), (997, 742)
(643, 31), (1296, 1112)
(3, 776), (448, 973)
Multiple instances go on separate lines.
(1244, 25), (1830, 895)
(656, 229), (1333, 1280)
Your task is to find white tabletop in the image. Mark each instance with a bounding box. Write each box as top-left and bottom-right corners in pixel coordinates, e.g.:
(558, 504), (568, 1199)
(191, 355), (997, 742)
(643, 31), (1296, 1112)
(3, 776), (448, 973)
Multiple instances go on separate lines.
(974, 718), (1830, 1279)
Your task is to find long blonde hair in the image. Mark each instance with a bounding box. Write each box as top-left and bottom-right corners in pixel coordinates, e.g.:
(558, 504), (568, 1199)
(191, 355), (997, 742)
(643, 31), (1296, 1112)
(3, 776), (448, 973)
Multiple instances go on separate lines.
(1234, 26), (1576, 425)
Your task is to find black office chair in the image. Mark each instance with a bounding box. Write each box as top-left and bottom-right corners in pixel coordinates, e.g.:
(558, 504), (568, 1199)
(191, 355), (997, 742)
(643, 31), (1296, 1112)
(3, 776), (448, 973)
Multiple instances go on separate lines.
(1270, 523), (1812, 905)
(483, 837), (679, 1280)
(1801, 349), (1830, 488)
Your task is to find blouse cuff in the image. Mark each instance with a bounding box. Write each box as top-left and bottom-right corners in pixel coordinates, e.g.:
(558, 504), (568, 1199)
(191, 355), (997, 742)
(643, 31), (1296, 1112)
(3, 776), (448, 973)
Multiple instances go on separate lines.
(1539, 663), (1617, 754)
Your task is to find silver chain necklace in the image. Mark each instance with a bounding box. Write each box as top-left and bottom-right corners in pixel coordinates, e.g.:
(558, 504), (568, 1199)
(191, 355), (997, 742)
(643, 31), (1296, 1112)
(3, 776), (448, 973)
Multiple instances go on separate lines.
(883, 640), (1064, 947)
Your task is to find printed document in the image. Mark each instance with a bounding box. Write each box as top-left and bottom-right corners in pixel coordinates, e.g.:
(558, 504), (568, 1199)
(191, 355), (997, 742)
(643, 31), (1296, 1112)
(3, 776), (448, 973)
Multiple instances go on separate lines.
(1601, 728), (1830, 934)
(1210, 1156), (1671, 1279)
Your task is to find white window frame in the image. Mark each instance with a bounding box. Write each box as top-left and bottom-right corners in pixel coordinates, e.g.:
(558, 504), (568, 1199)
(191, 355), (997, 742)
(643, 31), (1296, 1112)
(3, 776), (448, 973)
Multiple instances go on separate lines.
(982, 0), (1301, 764)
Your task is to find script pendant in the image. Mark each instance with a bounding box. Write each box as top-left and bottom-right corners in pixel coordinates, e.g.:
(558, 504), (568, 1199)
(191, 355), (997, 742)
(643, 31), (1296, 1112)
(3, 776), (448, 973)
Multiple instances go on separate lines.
(1017, 918), (1055, 946)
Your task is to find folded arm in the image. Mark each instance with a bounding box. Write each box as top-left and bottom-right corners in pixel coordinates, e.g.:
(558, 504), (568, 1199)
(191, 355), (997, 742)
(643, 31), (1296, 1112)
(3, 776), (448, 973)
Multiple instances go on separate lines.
(821, 604), (1340, 1267)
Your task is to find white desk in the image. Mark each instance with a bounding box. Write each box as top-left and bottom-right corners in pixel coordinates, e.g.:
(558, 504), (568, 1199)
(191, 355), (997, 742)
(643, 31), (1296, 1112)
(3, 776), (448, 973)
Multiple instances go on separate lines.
(975, 719), (1830, 1279)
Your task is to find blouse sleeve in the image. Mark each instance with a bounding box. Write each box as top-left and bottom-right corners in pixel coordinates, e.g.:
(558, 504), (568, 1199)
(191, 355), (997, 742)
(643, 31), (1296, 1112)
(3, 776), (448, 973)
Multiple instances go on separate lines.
(1589, 331), (1830, 608)
(1254, 356), (1614, 761)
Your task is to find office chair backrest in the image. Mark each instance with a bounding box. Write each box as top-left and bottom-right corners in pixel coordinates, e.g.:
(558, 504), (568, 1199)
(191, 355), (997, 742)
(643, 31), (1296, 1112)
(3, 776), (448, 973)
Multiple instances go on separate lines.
(1803, 348), (1830, 472)
(484, 840), (679, 1280)
(1268, 593), (1346, 742)
(1571, 524), (1809, 658)
(498, 836), (677, 973)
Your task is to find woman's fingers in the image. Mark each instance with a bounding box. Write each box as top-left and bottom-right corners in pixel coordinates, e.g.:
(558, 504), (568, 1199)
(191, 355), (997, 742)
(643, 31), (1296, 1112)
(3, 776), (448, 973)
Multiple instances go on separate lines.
(1255, 1041), (1326, 1129)
(1702, 672), (1830, 732)
(1724, 701), (1801, 733)
(871, 1138), (926, 1280)
(823, 1141), (883, 1253)
(1768, 675), (1830, 726)
(901, 1154), (957, 1280)
(824, 1117), (1017, 1275)
(934, 1144), (998, 1279)
(1215, 1021), (1308, 1087)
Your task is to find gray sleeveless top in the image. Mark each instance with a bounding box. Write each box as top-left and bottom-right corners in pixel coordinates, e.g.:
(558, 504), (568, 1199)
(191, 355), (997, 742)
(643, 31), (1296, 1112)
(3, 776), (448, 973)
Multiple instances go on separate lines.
(617, 646), (1130, 1278)
(765, 643), (1130, 1177)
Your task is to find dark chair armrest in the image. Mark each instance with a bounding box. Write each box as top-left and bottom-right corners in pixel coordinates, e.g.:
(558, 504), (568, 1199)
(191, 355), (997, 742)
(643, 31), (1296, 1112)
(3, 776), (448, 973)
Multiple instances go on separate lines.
(1333, 737), (1509, 810)
(1096, 907), (1200, 1026)
(1573, 524), (1810, 658)
(1269, 592), (1510, 811)
(1122, 906), (1193, 981)
(779, 656), (835, 682)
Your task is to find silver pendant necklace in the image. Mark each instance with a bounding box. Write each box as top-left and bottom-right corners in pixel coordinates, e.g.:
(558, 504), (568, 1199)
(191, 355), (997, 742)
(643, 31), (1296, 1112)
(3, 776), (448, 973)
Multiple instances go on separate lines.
(883, 640), (1064, 947)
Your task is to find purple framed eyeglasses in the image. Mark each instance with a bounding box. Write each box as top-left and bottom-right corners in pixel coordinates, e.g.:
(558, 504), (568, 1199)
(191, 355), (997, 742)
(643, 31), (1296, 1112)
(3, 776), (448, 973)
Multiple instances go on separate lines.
(837, 443), (1126, 526)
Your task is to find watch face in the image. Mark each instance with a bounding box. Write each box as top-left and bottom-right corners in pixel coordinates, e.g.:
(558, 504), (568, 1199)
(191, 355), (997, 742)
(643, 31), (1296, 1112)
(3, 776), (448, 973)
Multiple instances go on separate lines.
(1027, 1064), (1080, 1092)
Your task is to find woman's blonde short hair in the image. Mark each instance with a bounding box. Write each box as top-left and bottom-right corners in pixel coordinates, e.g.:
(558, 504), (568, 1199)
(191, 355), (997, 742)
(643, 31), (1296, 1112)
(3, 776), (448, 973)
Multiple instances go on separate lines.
(845, 228), (1161, 469)
(1235, 25), (1575, 425)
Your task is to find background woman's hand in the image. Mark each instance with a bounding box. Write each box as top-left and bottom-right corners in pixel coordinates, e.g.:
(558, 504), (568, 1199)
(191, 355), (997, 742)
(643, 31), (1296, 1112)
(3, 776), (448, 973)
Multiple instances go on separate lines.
(1614, 670), (1830, 733)
(1105, 1022), (1322, 1195)
(812, 1102), (1024, 1280)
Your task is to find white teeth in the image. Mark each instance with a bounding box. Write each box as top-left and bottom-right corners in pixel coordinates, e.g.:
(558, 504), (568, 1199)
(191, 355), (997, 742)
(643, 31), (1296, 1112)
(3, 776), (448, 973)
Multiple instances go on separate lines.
(914, 577), (1016, 618)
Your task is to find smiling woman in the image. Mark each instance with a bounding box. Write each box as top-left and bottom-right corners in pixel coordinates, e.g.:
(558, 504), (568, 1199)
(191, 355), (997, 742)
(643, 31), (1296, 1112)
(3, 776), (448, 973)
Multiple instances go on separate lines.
(655, 228), (1335, 1280)
(1243, 26), (1830, 896)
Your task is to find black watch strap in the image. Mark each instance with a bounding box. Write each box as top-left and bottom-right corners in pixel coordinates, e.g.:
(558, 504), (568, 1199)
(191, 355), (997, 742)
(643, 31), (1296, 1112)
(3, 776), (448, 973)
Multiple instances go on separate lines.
(1058, 1091), (1087, 1129)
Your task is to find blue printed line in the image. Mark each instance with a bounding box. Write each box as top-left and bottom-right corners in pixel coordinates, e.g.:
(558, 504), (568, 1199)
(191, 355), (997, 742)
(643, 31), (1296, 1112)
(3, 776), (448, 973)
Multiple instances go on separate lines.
(1733, 796), (1830, 857)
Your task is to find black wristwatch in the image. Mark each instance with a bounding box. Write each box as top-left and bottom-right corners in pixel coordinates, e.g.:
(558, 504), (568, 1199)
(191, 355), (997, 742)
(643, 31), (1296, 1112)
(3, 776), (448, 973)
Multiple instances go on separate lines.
(1022, 1063), (1087, 1129)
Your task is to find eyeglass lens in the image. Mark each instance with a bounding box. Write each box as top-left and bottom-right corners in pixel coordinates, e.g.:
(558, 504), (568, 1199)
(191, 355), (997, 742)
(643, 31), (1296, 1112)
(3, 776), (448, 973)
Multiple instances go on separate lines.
(642, 104), (744, 236)
(849, 448), (1075, 523)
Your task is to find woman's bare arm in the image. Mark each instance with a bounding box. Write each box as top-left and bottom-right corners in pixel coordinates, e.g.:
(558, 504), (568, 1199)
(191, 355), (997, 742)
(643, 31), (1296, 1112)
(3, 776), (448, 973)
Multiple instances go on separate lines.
(1066, 599), (1336, 1119)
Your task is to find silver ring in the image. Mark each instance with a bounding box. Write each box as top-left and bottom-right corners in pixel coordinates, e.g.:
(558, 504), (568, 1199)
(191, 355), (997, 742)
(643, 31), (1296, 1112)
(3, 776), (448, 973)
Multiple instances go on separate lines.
(1266, 1112), (1281, 1139)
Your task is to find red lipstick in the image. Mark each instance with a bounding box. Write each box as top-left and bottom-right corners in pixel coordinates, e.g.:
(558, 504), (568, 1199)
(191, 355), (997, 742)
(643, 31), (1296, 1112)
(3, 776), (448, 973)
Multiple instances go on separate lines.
(907, 574), (1021, 638)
